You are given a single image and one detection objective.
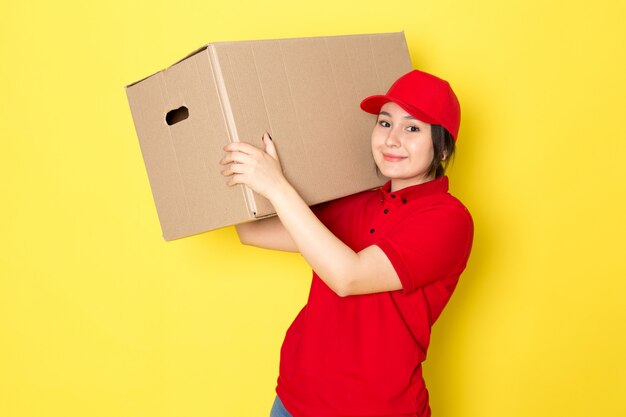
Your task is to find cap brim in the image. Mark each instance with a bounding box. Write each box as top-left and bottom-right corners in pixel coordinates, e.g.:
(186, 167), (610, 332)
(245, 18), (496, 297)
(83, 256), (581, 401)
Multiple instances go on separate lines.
(360, 94), (439, 125)
(359, 95), (391, 114)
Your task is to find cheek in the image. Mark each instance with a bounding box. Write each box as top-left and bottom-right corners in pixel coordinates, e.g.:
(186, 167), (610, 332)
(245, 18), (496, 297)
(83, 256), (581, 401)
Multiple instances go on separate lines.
(370, 130), (384, 151)
(408, 140), (433, 159)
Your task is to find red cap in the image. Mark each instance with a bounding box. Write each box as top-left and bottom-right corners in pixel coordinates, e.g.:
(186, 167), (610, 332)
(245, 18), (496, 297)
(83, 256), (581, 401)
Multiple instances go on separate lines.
(360, 69), (461, 140)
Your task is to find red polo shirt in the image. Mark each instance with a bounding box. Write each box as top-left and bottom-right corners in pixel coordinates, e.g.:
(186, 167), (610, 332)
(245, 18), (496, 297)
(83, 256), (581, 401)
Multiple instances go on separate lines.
(276, 176), (474, 417)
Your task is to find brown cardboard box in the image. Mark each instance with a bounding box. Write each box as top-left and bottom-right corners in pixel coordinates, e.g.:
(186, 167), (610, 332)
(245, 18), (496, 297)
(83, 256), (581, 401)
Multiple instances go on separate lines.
(126, 32), (413, 240)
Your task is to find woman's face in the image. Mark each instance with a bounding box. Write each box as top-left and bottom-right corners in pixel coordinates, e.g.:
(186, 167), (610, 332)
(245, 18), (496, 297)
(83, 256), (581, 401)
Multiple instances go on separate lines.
(371, 101), (435, 191)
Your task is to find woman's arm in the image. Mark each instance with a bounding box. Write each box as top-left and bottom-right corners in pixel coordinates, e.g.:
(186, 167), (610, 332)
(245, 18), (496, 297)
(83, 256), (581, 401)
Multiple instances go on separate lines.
(235, 216), (298, 252)
(268, 179), (402, 296)
(220, 133), (402, 296)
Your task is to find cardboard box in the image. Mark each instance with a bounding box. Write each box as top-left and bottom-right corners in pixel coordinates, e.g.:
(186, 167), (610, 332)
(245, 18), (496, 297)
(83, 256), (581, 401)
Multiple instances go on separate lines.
(126, 32), (413, 240)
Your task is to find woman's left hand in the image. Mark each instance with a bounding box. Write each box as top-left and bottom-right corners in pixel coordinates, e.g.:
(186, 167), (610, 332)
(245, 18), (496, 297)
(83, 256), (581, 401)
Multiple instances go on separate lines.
(220, 132), (287, 201)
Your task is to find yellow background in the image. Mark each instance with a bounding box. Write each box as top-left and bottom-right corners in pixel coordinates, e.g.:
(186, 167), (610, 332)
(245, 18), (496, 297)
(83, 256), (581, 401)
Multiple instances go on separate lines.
(1, 0), (625, 416)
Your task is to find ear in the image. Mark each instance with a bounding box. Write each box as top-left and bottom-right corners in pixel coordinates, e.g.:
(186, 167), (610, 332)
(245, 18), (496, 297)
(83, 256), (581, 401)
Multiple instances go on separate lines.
(442, 150), (448, 161)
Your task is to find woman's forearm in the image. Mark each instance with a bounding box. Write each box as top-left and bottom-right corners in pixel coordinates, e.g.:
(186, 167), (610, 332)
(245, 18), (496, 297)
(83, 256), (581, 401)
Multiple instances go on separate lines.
(221, 135), (365, 294)
(234, 216), (298, 252)
(268, 178), (361, 296)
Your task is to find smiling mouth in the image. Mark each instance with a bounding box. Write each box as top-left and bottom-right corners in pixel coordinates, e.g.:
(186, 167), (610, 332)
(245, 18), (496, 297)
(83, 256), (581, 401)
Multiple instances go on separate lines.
(383, 153), (407, 162)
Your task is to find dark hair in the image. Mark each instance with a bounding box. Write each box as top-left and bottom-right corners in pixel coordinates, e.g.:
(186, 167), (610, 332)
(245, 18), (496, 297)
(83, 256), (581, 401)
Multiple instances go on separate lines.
(430, 124), (456, 178)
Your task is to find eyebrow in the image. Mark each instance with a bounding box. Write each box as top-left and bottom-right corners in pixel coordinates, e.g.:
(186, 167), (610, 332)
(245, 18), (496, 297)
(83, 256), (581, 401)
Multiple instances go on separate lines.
(378, 111), (416, 120)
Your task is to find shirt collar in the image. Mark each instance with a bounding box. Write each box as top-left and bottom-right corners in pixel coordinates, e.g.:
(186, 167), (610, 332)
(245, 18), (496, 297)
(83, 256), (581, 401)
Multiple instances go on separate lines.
(378, 176), (449, 204)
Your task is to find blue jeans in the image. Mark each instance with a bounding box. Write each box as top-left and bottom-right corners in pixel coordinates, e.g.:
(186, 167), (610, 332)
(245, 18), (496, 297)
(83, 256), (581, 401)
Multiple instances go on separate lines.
(270, 396), (293, 417)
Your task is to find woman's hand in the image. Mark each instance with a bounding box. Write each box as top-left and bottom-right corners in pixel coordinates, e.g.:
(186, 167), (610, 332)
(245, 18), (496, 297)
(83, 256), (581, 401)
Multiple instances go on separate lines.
(220, 132), (288, 201)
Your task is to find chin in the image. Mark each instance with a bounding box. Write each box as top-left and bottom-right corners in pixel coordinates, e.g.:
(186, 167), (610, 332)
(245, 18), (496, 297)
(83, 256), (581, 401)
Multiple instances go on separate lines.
(381, 169), (432, 184)
(378, 166), (407, 179)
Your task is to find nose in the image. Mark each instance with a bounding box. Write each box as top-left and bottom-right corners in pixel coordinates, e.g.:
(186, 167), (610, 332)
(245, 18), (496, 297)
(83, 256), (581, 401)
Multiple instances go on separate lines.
(385, 126), (401, 147)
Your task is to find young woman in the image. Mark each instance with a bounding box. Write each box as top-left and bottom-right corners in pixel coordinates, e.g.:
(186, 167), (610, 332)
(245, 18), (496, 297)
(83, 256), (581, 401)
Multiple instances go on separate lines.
(220, 69), (474, 417)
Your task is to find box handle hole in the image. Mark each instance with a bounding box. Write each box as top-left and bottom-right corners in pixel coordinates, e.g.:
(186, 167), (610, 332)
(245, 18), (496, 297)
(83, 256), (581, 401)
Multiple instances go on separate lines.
(165, 106), (189, 126)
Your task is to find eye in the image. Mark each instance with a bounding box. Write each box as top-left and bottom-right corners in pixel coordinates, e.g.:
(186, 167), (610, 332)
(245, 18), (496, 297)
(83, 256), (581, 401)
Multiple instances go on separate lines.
(407, 126), (420, 132)
(378, 120), (391, 127)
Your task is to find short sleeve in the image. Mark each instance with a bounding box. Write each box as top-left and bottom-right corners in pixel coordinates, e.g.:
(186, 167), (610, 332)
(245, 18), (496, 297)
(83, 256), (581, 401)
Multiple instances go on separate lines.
(375, 205), (474, 294)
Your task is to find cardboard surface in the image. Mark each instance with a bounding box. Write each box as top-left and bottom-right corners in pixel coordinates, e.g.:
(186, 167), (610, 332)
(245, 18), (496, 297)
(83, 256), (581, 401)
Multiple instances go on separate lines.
(126, 32), (413, 240)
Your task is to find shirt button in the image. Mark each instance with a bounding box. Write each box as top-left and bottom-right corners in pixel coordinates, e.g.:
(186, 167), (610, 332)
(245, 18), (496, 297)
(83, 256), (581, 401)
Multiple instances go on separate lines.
(390, 194), (396, 199)
(402, 198), (408, 204)
(383, 209), (389, 214)
(370, 228), (375, 233)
